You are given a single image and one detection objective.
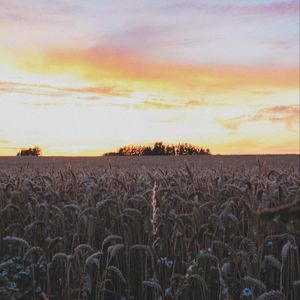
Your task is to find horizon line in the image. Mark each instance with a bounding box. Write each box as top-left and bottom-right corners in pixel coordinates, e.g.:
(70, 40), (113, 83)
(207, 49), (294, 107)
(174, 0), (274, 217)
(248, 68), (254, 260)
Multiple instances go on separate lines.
(0, 153), (299, 158)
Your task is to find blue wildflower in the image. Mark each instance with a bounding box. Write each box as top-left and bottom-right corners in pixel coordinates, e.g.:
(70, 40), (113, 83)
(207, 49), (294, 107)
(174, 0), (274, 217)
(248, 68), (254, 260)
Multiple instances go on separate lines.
(266, 240), (273, 246)
(13, 274), (20, 280)
(12, 256), (21, 263)
(165, 260), (173, 268)
(158, 257), (168, 264)
(1, 270), (8, 277)
(37, 263), (46, 272)
(165, 287), (172, 294)
(25, 268), (32, 275)
(36, 285), (42, 293)
(208, 247), (212, 253)
(242, 288), (253, 297)
(12, 282), (17, 289)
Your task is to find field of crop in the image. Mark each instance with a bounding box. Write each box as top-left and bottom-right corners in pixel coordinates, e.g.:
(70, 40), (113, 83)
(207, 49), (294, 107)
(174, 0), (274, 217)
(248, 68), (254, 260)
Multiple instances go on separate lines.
(0, 155), (299, 300)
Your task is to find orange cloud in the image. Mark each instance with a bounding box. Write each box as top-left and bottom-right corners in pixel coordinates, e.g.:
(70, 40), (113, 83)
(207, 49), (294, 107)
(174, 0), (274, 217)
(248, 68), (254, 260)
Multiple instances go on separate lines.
(218, 105), (300, 131)
(0, 81), (130, 98)
(257, 105), (300, 123)
(20, 47), (299, 98)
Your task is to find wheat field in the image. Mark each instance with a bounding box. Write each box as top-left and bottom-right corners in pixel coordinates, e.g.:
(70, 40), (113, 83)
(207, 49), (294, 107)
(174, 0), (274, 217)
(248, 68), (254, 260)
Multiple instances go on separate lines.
(0, 155), (299, 300)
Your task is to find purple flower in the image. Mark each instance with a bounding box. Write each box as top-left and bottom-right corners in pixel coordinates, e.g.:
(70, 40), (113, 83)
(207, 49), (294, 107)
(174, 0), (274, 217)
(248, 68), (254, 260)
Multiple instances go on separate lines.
(222, 287), (229, 296)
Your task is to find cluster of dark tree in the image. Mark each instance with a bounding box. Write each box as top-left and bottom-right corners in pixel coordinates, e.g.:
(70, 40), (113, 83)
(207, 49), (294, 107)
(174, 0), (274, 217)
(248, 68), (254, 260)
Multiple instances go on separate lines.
(104, 142), (211, 156)
(17, 146), (42, 156)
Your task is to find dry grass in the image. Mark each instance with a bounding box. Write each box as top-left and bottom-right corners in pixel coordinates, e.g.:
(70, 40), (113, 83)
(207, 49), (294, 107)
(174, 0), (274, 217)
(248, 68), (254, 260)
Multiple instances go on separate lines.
(0, 155), (299, 300)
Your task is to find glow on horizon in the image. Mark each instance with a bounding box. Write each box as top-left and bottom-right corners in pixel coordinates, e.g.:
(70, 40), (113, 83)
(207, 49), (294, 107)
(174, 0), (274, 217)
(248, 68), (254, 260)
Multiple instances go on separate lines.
(0, 0), (299, 156)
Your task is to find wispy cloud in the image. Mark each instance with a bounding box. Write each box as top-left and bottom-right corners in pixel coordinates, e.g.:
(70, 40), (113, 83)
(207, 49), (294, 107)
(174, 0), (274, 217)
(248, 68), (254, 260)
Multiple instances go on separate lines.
(0, 139), (20, 151)
(20, 47), (299, 98)
(157, 117), (180, 123)
(65, 86), (131, 97)
(253, 90), (275, 96)
(0, 1), (83, 24)
(0, 81), (131, 99)
(0, 139), (10, 144)
(257, 105), (300, 123)
(163, 1), (299, 16)
(218, 105), (300, 131)
(110, 99), (207, 110)
(24, 102), (67, 107)
(57, 1), (298, 17)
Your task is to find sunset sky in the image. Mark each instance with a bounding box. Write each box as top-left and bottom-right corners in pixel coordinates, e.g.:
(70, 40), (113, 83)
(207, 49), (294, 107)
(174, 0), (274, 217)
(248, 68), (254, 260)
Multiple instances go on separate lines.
(0, 0), (299, 155)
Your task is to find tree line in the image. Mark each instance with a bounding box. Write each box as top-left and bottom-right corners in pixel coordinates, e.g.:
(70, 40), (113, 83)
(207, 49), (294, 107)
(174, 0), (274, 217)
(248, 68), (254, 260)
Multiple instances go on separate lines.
(104, 142), (211, 156)
(17, 146), (42, 156)
(16, 142), (211, 156)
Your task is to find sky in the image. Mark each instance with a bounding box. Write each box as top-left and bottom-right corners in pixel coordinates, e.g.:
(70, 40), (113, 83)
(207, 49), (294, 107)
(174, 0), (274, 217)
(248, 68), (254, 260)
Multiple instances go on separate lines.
(0, 0), (299, 155)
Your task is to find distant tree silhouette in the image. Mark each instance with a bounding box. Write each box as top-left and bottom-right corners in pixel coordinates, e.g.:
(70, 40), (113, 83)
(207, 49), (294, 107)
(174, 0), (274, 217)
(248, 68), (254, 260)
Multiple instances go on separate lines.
(17, 146), (42, 156)
(142, 146), (153, 156)
(166, 144), (176, 155)
(152, 142), (165, 155)
(103, 142), (211, 156)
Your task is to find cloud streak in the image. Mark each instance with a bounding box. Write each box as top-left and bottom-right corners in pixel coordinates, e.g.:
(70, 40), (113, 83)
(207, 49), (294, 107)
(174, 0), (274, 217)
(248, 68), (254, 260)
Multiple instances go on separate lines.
(163, 1), (299, 16)
(111, 99), (207, 110)
(0, 140), (10, 144)
(20, 47), (299, 99)
(218, 105), (300, 131)
(0, 81), (131, 99)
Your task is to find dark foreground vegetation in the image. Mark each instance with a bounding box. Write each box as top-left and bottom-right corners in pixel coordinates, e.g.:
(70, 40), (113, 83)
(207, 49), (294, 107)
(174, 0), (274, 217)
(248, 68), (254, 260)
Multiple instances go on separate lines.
(104, 141), (211, 156)
(0, 157), (299, 300)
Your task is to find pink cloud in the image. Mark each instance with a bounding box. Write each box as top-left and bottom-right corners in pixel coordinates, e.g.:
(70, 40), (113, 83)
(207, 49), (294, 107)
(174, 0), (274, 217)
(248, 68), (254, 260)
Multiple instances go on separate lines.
(0, 81), (131, 98)
(257, 105), (300, 123)
(164, 1), (299, 16)
(219, 105), (300, 131)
